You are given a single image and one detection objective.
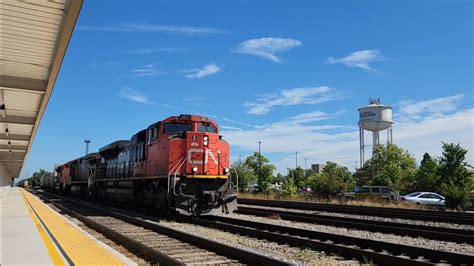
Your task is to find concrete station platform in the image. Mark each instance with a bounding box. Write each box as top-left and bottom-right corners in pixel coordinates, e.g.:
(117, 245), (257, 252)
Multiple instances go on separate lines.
(1, 187), (136, 266)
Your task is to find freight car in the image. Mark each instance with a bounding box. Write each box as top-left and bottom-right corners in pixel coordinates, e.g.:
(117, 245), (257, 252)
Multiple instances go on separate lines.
(54, 114), (237, 215)
(40, 173), (55, 189)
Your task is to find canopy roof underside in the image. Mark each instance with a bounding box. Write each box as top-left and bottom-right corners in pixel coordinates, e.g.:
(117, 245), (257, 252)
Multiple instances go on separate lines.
(0, 0), (82, 178)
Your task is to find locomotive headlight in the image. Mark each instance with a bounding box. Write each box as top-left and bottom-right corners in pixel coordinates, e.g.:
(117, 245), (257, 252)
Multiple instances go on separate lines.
(192, 166), (198, 173)
(224, 168), (230, 174)
(203, 135), (209, 146)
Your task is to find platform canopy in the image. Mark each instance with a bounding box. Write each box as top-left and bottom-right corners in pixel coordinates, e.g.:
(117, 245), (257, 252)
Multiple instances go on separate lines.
(0, 0), (83, 179)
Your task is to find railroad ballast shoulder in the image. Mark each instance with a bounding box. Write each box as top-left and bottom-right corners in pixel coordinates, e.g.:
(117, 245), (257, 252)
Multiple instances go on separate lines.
(52, 114), (237, 215)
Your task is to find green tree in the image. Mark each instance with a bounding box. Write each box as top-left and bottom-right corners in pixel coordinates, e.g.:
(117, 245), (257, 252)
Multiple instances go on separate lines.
(308, 162), (353, 200)
(231, 160), (256, 192)
(323, 162), (354, 189)
(438, 143), (473, 209)
(305, 168), (314, 179)
(414, 153), (440, 192)
(273, 173), (286, 184)
(288, 167), (306, 189)
(29, 169), (51, 186)
(308, 173), (345, 200)
(244, 152), (276, 193)
(360, 144), (416, 192)
(281, 174), (298, 197)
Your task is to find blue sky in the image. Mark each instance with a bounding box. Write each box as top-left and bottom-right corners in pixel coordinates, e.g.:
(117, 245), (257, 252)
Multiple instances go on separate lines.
(21, 0), (473, 178)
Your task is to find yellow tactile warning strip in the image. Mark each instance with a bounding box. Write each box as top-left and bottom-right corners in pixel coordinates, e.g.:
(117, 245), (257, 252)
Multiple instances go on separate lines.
(21, 189), (126, 266)
(22, 193), (66, 266)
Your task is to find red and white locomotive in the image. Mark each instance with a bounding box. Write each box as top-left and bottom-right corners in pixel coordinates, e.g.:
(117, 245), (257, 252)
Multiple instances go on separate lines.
(54, 114), (237, 215)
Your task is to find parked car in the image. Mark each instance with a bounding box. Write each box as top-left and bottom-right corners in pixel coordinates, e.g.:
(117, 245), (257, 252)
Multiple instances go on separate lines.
(343, 186), (399, 201)
(400, 192), (445, 207)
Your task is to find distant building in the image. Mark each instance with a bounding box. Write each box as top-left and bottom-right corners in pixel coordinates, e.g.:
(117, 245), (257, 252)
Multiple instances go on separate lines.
(311, 164), (326, 174)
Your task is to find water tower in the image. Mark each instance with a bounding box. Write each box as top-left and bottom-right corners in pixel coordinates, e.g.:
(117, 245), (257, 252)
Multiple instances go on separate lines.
(358, 98), (393, 167)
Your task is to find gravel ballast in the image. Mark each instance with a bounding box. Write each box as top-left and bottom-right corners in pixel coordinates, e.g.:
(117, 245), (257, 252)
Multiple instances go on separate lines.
(222, 209), (474, 255)
(239, 204), (474, 231)
(152, 219), (355, 265)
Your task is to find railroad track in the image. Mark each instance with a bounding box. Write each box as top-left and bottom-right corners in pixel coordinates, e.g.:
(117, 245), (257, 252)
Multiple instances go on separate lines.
(236, 206), (474, 244)
(31, 190), (291, 266)
(238, 198), (474, 225)
(182, 215), (474, 265)
(32, 190), (474, 265)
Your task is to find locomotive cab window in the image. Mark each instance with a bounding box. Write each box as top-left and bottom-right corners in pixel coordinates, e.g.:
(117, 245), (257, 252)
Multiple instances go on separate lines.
(163, 123), (192, 134)
(148, 126), (160, 142)
(198, 124), (217, 133)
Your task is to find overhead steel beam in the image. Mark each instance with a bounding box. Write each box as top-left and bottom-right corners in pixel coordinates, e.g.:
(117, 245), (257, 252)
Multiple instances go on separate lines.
(0, 159), (25, 163)
(0, 159), (24, 162)
(0, 115), (36, 126)
(0, 75), (47, 94)
(0, 144), (27, 150)
(0, 134), (30, 141)
(0, 115), (36, 125)
(0, 150), (26, 154)
(0, 154), (25, 157)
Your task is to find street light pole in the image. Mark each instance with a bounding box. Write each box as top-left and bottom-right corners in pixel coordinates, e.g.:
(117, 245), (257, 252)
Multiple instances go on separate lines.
(257, 141), (262, 179)
(84, 139), (91, 155)
(295, 151), (298, 169)
(304, 158), (307, 177)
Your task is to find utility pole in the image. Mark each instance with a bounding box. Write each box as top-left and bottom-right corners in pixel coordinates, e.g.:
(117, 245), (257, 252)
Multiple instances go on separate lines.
(304, 158), (307, 178)
(295, 151), (298, 169)
(84, 139), (91, 155)
(257, 141), (262, 182)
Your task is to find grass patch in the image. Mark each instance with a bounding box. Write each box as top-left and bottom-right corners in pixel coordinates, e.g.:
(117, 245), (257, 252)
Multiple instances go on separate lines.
(238, 192), (456, 211)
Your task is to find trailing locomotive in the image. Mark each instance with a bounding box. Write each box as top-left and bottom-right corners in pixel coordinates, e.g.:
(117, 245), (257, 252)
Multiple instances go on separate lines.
(53, 114), (237, 215)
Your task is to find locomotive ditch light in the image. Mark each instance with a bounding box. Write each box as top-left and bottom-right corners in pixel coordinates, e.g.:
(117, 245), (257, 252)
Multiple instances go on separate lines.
(224, 168), (230, 174)
(192, 166), (198, 173)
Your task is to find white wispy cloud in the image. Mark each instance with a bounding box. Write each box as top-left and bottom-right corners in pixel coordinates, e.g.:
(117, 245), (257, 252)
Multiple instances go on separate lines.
(244, 86), (346, 115)
(119, 87), (153, 104)
(90, 61), (132, 67)
(182, 63), (222, 79)
(397, 94), (465, 120)
(77, 24), (228, 35)
(128, 48), (189, 54)
(220, 125), (243, 131)
(221, 117), (259, 128)
(128, 64), (164, 77)
(287, 110), (345, 124)
(231, 37), (303, 63)
(182, 96), (205, 102)
(327, 49), (385, 70)
(223, 94), (473, 174)
(118, 87), (189, 111)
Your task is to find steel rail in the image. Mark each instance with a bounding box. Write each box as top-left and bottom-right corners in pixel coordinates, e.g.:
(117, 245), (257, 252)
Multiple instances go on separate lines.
(238, 198), (474, 225)
(34, 191), (184, 266)
(32, 190), (292, 266)
(183, 215), (474, 265)
(236, 206), (474, 244)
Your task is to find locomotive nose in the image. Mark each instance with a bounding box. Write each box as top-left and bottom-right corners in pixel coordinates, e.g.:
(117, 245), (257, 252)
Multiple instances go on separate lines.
(185, 132), (225, 176)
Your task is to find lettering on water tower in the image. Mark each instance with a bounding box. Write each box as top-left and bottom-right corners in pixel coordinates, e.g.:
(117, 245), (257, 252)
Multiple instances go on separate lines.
(359, 111), (377, 119)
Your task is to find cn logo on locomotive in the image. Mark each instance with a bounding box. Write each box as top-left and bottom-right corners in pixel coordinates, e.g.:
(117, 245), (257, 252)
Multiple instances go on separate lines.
(187, 148), (219, 165)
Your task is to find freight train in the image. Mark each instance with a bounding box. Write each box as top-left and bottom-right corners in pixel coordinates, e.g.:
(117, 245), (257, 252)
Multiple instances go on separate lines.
(48, 114), (237, 215)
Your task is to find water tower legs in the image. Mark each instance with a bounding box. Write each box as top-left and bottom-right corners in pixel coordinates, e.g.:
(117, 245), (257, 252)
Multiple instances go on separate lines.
(359, 126), (365, 168)
(372, 131), (380, 147)
(360, 127), (394, 168)
(388, 125), (393, 144)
